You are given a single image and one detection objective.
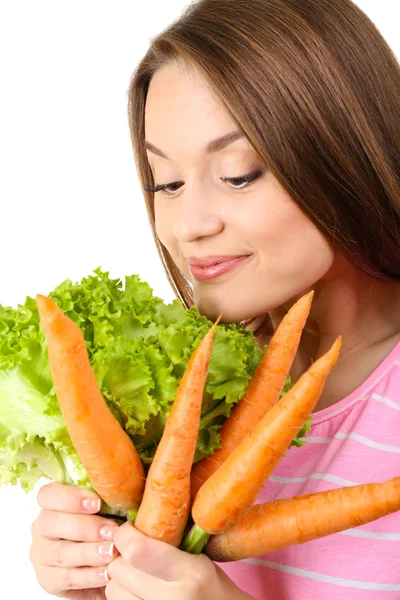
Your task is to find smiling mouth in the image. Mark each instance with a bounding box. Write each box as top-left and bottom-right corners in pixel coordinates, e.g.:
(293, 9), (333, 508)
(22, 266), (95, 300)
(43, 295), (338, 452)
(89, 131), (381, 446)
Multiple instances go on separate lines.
(187, 255), (251, 281)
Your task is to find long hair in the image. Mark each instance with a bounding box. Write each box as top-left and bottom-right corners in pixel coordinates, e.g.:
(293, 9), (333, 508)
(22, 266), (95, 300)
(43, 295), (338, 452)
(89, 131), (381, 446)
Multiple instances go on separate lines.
(127, 0), (400, 310)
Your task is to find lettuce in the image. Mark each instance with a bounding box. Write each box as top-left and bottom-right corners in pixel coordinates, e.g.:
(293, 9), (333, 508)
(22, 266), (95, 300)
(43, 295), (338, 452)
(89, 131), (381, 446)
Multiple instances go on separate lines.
(0, 268), (309, 500)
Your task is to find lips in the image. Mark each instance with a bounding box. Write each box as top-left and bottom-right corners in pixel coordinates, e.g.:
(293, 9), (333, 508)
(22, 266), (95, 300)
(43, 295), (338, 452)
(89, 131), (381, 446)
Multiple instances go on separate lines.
(187, 255), (250, 281)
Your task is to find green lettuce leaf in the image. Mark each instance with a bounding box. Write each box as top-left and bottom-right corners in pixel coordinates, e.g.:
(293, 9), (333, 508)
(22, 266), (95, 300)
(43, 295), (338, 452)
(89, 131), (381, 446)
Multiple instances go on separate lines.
(0, 268), (306, 498)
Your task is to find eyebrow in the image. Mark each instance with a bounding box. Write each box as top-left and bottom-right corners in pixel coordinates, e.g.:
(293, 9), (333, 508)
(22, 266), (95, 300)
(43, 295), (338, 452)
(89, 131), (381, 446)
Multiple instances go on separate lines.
(144, 130), (244, 160)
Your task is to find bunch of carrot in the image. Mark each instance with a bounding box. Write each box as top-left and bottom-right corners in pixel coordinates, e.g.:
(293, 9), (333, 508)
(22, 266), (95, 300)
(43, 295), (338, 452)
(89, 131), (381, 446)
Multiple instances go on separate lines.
(36, 291), (400, 562)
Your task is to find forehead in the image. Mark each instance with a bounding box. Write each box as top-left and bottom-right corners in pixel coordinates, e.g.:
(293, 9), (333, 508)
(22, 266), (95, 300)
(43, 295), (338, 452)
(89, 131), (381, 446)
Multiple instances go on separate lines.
(144, 63), (254, 162)
(146, 62), (211, 108)
(145, 63), (235, 135)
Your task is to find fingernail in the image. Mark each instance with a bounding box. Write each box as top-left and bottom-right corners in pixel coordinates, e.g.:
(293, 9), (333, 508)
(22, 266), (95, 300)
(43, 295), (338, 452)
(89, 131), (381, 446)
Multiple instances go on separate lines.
(82, 497), (101, 512)
(98, 542), (115, 558)
(98, 567), (110, 582)
(100, 525), (118, 540)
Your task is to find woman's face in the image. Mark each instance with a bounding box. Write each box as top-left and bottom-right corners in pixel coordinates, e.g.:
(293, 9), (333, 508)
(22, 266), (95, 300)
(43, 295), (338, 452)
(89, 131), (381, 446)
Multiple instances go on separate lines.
(145, 62), (335, 322)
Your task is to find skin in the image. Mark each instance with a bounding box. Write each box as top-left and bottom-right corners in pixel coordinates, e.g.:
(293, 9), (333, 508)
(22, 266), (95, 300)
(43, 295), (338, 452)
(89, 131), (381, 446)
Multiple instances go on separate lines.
(147, 61), (400, 412)
(31, 484), (256, 599)
(148, 63), (334, 325)
(30, 61), (400, 599)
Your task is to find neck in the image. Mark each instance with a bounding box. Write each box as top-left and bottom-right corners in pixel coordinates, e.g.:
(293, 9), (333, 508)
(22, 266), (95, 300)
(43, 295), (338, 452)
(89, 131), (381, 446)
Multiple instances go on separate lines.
(261, 258), (400, 411)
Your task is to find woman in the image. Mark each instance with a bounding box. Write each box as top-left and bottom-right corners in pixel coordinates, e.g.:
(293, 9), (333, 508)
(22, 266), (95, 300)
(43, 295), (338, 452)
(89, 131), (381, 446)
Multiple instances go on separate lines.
(29, 0), (400, 598)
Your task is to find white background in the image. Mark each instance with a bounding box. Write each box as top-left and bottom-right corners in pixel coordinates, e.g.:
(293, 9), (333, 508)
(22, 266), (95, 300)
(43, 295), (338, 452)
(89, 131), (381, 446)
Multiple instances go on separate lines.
(0, 1), (398, 597)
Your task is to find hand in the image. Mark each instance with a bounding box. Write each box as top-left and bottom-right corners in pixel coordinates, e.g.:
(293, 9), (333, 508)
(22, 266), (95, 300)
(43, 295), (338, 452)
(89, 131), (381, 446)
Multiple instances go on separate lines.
(105, 521), (256, 600)
(30, 482), (121, 599)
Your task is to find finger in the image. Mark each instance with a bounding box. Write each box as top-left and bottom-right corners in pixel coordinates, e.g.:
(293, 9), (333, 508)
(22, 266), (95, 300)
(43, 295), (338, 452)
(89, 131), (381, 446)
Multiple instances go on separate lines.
(107, 556), (168, 599)
(37, 482), (103, 514)
(105, 578), (142, 600)
(113, 521), (204, 580)
(32, 535), (119, 568)
(35, 564), (110, 596)
(34, 510), (120, 542)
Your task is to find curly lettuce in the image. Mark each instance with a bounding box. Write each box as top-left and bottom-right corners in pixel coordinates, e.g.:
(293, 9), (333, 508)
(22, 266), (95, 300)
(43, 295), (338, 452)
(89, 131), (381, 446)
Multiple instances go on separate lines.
(0, 268), (309, 495)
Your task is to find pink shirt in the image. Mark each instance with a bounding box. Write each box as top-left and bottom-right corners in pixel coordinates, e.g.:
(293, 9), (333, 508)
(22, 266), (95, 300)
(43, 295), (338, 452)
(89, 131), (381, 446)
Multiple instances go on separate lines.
(218, 340), (400, 599)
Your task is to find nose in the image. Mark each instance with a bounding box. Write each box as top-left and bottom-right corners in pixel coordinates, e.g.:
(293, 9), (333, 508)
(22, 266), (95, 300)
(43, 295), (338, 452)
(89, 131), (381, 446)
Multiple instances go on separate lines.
(173, 186), (224, 243)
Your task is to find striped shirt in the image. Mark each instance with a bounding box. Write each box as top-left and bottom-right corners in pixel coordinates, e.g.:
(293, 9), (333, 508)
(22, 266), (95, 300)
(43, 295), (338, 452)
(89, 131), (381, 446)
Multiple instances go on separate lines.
(218, 340), (400, 599)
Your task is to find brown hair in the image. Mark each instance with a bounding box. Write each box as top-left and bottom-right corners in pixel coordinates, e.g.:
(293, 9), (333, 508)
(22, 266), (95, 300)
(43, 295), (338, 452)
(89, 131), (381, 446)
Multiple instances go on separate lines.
(127, 0), (400, 310)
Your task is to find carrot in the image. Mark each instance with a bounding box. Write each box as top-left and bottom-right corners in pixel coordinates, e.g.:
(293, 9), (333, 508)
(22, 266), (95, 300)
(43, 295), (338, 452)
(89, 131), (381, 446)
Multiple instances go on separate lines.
(36, 294), (145, 511)
(191, 337), (341, 535)
(206, 476), (400, 561)
(134, 318), (219, 547)
(190, 291), (314, 499)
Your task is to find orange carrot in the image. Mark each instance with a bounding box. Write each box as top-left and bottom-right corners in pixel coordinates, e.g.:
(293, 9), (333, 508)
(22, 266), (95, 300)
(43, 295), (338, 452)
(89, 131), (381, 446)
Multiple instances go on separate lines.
(190, 291), (314, 499)
(191, 337), (341, 535)
(134, 319), (219, 547)
(206, 477), (400, 561)
(36, 294), (145, 511)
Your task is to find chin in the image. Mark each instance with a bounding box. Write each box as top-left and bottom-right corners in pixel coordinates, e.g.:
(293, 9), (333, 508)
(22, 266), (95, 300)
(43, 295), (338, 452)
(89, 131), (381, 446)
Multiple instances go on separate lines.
(194, 294), (251, 324)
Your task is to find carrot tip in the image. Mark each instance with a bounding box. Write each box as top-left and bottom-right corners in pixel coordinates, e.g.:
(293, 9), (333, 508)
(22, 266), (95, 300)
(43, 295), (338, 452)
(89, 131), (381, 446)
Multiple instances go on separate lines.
(328, 336), (342, 365)
(36, 294), (59, 320)
(36, 293), (47, 306)
(334, 335), (342, 346)
(300, 290), (314, 306)
(214, 314), (222, 327)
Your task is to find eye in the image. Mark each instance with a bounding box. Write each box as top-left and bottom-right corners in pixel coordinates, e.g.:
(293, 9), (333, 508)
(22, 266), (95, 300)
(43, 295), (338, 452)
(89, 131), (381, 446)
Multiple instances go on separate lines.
(144, 170), (263, 196)
(221, 170), (263, 190)
(144, 181), (184, 196)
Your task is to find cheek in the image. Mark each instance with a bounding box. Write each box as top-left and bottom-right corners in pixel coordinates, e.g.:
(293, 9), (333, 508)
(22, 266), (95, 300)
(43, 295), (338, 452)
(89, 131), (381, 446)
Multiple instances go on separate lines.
(154, 201), (173, 249)
(154, 202), (185, 268)
(252, 188), (330, 254)
(247, 189), (334, 287)
(266, 207), (334, 279)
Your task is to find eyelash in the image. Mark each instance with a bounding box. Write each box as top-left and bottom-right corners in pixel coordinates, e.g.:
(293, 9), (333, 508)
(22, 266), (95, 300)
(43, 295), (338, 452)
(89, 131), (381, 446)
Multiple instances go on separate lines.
(144, 170), (264, 196)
